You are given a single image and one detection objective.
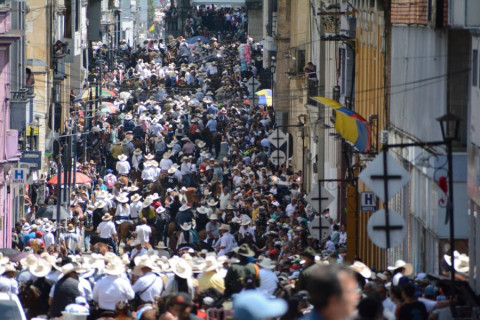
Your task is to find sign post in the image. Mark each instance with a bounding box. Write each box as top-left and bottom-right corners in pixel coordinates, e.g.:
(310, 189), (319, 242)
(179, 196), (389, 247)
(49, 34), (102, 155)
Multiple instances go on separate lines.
(360, 192), (377, 212)
(11, 169), (27, 185)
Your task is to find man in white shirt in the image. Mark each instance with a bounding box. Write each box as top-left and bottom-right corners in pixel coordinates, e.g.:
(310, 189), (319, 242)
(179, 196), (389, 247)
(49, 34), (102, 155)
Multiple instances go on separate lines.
(130, 194), (143, 223)
(141, 161), (156, 183)
(135, 218), (152, 244)
(285, 199), (297, 217)
(258, 258), (278, 297)
(116, 154), (131, 176)
(93, 259), (134, 311)
(215, 224), (235, 256)
(132, 259), (163, 303)
(96, 213), (118, 254)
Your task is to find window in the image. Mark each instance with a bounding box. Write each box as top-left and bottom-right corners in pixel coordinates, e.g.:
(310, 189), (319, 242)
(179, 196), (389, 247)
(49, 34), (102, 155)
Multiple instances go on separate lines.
(296, 49), (305, 74)
(473, 49), (478, 87)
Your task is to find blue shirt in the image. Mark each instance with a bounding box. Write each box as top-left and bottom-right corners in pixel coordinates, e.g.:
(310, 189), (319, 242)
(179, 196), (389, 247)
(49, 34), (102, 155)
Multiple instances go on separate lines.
(206, 119), (217, 132)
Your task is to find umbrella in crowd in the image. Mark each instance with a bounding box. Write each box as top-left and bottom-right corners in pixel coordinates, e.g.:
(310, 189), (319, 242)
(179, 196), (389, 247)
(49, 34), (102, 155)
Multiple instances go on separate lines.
(100, 101), (118, 114)
(256, 89), (272, 106)
(73, 87), (116, 102)
(186, 35), (210, 44)
(47, 172), (92, 185)
(35, 204), (70, 220)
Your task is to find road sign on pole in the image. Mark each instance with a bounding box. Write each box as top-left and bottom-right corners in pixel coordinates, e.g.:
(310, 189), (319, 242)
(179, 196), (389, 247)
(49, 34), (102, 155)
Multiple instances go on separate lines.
(367, 209), (407, 249)
(309, 216), (330, 241)
(305, 184), (334, 213)
(269, 149), (286, 166)
(358, 151), (411, 202)
(268, 128), (288, 149)
(360, 191), (377, 212)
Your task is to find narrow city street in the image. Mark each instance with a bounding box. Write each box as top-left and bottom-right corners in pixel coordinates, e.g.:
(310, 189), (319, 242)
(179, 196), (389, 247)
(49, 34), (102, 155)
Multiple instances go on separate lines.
(0, 0), (476, 320)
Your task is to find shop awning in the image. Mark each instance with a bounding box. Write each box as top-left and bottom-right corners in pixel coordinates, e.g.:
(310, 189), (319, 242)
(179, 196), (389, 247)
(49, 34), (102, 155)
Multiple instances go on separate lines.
(311, 96), (371, 153)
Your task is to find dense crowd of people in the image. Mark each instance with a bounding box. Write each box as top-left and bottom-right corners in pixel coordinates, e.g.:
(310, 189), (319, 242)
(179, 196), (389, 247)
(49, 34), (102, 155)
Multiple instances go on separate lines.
(3, 4), (467, 320)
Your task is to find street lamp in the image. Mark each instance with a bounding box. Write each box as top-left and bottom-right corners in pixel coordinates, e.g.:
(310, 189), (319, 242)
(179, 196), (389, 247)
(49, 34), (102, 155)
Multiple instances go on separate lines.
(436, 111), (460, 309)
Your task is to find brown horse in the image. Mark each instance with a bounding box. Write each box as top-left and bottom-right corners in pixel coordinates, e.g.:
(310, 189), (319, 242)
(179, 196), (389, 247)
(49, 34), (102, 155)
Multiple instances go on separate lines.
(185, 187), (201, 206)
(91, 241), (111, 254)
(116, 221), (135, 247)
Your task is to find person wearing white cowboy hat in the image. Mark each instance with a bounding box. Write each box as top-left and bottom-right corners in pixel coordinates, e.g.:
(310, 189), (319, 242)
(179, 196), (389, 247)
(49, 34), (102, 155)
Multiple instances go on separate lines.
(0, 261), (18, 294)
(49, 262), (83, 318)
(135, 218), (152, 245)
(350, 261), (373, 279)
(132, 148), (143, 171)
(198, 255), (225, 293)
(93, 257), (134, 312)
(388, 259), (413, 286)
(160, 150), (174, 171)
(141, 157), (157, 184)
(129, 193), (142, 224)
(257, 257), (278, 297)
(131, 256), (163, 304)
(155, 241), (171, 258)
(114, 194), (131, 223)
(96, 213), (118, 254)
(130, 238), (147, 260)
(163, 258), (195, 298)
(43, 222), (55, 249)
(238, 216), (256, 242)
(60, 223), (81, 254)
(215, 224), (234, 256)
(116, 153), (131, 177)
(205, 214), (220, 244)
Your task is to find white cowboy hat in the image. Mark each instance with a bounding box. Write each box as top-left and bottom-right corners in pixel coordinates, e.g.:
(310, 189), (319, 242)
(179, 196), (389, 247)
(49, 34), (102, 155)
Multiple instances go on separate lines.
(144, 153), (155, 160)
(156, 241), (168, 249)
(125, 114), (133, 120)
(203, 189), (212, 196)
(102, 213), (113, 221)
(180, 222), (192, 231)
(240, 217), (251, 226)
(387, 259), (413, 276)
(150, 193), (160, 200)
(130, 239), (142, 247)
(0, 262), (17, 275)
(133, 148), (142, 155)
(118, 154), (128, 161)
(167, 167), (176, 174)
(95, 200), (107, 209)
(128, 185), (139, 192)
(258, 258), (276, 270)
(197, 206), (208, 214)
(66, 224), (75, 233)
(218, 224), (230, 232)
(150, 160), (159, 167)
(116, 195), (129, 203)
(209, 214), (218, 220)
(96, 190), (109, 199)
(350, 261), (372, 279)
(142, 198), (153, 208)
(179, 204), (191, 211)
(172, 259), (193, 279)
(163, 151), (172, 159)
(202, 256), (220, 272)
(133, 257), (159, 276)
(60, 263), (78, 275)
(28, 258), (52, 278)
(207, 199), (218, 206)
(156, 206), (166, 214)
(0, 253), (9, 265)
(130, 194), (142, 202)
(104, 259), (126, 276)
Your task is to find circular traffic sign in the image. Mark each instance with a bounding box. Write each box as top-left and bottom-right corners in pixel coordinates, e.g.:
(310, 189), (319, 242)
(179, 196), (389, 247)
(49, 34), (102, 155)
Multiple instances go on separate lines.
(367, 209), (407, 249)
(269, 149), (286, 166)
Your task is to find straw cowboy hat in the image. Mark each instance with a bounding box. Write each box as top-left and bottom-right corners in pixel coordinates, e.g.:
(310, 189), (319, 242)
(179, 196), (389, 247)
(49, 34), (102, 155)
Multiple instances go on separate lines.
(102, 213), (113, 221)
(258, 258), (276, 270)
(167, 167), (176, 174)
(240, 217), (251, 226)
(130, 194), (142, 202)
(142, 198), (153, 208)
(233, 244), (255, 257)
(0, 262), (17, 275)
(145, 153), (155, 160)
(104, 259), (126, 276)
(180, 222), (192, 231)
(60, 263), (78, 275)
(172, 259), (193, 279)
(202, 256), (220, 272)
(67, 224), (75, 233)
(128, 185), (139, 192)
(350, 261), (372, 279)
(95, 200), (107, 209)
(387, 259), (413, 276)
(163, 151), (172, 159)
(197, 206), (208, 214)
(218, 224), (230, 232)
(133, 148), (142, 155)
(179, 203), (191, 211)
(28, 258), (52, 278)
(130, 239), (142, 247)
(207, 199), (218, 206)
(133, 256), (159, 276)
(96, 190), (109, 199)
(118, 154), (128, 161)
(116, 195), (129, 203)
(156, 241), (168, 249)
